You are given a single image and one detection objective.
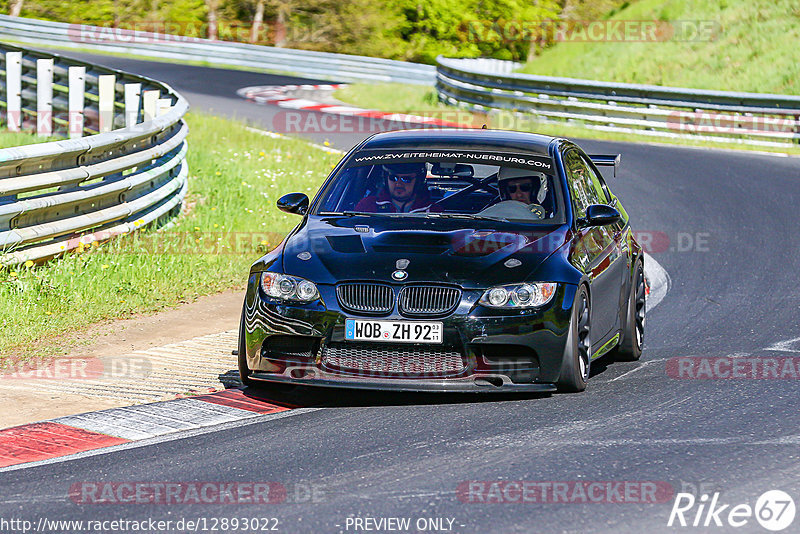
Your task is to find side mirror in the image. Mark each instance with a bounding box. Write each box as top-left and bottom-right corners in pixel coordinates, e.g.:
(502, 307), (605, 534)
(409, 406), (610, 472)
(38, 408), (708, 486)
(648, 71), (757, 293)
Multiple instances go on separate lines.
(580, 204), (621, 227)
(277, 192), (309, 216)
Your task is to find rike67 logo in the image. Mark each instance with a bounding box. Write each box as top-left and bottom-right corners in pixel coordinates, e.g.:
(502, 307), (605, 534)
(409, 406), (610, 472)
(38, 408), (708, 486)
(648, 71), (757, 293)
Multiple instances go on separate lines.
(668, 490), (796, 531)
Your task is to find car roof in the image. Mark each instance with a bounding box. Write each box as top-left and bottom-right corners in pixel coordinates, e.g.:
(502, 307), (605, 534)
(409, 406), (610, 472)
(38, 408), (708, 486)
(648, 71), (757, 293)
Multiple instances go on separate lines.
(359, 129), (557, 155)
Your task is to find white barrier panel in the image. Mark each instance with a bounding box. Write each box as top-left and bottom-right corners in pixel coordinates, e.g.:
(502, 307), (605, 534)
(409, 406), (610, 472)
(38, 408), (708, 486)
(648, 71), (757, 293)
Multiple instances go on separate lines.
(5, 51), (21, 132)
(142, 90), (159, 122)
(98, 74), (115, 133)
(36, 58), (53, 136)
(124, 83), (141, 128)
(68, 66), (85, 138)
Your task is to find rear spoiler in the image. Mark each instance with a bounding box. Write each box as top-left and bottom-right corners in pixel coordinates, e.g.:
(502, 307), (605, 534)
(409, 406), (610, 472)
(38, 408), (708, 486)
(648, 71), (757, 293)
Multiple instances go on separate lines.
(588, 154), (621, 177)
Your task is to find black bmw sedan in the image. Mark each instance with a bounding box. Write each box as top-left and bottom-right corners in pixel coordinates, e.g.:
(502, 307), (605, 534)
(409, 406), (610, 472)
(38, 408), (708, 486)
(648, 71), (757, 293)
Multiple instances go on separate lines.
(238, 129), (645, 393)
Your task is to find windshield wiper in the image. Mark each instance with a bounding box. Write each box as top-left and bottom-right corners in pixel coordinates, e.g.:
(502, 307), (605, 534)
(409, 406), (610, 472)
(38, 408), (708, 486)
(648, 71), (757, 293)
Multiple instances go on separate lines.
(320, 211), (402, 217)
(426, 212), (510, 222)
(319, 211), (367, 216)
(320, 211), (509, 222)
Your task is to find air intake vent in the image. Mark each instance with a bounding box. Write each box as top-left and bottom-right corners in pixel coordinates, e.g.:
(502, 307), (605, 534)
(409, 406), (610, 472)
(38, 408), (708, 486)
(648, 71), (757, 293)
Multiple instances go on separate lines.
(322, 342), (466, 378)
(399, 285), (461, 316)
(326, 235), (365, 253)
(336, 283), (394, 315)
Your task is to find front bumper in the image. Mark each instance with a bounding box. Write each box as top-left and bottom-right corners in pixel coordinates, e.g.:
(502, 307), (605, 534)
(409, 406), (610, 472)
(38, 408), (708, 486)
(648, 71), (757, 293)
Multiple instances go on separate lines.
(242, 274), (577, 392)
(249, 371), (557, 393)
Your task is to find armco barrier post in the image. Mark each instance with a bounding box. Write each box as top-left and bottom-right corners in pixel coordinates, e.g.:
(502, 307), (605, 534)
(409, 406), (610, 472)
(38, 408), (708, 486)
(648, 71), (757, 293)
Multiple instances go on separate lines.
(157, 98), (171, 117)
(5, 51), (21, 132)
(98, 74), (115, 133)
(795, 114), (800, 144)
(124, 83), (141, 128)
(142, 90), (159, 122)
(36, 58), (53, 136)
(68, 66), (85, 138)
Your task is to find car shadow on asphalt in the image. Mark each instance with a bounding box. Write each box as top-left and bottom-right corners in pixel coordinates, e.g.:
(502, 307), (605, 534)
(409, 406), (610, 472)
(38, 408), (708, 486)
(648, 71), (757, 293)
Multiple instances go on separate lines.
(247, 385), (553, 408)
(219, 357), (615, 408)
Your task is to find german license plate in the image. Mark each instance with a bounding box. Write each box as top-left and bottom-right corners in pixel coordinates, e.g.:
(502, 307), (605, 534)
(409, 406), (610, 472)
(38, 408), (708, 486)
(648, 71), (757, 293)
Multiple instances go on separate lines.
(345, 319), (443, 344)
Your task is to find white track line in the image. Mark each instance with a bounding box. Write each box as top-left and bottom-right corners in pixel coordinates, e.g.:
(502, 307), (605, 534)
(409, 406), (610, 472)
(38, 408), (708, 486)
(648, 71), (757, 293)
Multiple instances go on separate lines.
(245, 126), (344, 154)
(643, 252), (670, 311)
(607, 360), (661, 382)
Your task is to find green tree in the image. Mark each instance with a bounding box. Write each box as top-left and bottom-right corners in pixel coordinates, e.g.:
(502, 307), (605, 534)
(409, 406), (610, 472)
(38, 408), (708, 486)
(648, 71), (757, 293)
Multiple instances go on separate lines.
(6, 0), (566, 62)
(394, 0), (562, 63)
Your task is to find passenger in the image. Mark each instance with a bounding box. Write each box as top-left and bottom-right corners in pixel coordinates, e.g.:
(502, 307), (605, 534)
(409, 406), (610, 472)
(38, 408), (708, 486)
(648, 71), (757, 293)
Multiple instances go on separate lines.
(498, 167), (548, 206)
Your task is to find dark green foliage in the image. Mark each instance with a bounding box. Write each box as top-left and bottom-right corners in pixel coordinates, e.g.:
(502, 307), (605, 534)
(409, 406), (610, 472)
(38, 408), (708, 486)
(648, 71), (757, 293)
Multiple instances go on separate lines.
(6, 0), (564, 63)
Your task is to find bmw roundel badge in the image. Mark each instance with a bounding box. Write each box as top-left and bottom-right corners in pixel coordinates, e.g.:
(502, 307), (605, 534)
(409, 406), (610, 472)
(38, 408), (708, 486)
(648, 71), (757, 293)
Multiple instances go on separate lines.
(392, 270), (408, 281)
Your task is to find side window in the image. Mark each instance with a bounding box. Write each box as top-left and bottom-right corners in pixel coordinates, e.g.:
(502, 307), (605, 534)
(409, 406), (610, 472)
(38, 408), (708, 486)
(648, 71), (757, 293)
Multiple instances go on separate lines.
(564, 150), (600, 219)
(580, 156), (610, 205)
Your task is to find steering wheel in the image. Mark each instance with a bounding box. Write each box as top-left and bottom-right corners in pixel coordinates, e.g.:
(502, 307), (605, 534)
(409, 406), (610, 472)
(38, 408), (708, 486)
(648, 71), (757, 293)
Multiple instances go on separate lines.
(528, 204), (545, 219)
(474, 200), (547, 221)
(428, 173), (500, 211)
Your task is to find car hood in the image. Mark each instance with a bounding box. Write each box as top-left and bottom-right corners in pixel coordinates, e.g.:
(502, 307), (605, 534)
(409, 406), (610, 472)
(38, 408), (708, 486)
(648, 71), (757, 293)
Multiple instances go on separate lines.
(277, 215), (570, 288)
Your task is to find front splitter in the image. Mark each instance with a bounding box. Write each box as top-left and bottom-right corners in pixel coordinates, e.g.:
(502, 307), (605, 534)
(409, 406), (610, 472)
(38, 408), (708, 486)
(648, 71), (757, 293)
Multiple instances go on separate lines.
(249, 371), (557, 393)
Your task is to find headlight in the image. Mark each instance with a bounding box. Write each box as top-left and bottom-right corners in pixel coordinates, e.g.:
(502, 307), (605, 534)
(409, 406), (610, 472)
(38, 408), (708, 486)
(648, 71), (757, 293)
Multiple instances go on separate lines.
(261, 273), (319, 302)
(479, 282), (557, 308)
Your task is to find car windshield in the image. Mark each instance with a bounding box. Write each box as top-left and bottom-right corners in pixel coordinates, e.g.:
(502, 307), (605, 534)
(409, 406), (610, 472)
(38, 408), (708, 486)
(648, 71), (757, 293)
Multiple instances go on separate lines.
(314, 151), (565, 223)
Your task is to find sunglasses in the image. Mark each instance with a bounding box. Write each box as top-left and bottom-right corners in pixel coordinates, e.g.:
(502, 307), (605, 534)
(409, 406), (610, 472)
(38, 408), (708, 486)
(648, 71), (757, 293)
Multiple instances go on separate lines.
(388, 174), (418, 183)
(507, 183), (532, 193)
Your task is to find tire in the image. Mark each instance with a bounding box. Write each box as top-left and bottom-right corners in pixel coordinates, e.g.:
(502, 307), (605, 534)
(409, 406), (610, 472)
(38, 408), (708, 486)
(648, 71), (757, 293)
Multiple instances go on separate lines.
(557, 285), (591, 393)
(613, 260), (645, 361)
(238, 304), (255, 388)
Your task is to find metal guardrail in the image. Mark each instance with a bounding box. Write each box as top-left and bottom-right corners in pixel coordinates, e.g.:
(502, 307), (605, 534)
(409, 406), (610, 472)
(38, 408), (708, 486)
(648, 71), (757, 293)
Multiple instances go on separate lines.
(0, 15), (436, 85)
(436, 57), (800, 147)
(0, 42), (188, 264)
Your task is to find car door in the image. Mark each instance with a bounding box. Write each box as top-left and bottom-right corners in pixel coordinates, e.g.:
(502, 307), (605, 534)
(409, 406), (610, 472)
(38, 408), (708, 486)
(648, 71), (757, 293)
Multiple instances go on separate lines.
(563, 149), (624, 341)
(582, 153), (630, 304)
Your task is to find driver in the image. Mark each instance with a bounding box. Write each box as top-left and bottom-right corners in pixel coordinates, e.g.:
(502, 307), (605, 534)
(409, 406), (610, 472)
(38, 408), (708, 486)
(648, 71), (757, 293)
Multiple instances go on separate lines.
(497, 167), (549, 217)
(355, 162), (438, 213)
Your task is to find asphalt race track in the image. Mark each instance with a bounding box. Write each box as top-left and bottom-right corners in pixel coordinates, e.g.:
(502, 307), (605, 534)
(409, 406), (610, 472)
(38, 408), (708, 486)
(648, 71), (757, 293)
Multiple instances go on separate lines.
(2, 52), (800, 533)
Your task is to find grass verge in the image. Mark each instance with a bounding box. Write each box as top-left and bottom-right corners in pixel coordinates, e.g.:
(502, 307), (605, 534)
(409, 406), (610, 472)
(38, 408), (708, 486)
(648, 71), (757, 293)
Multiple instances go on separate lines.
(0, 112), (341, 360)
(0, 130), (56, 148)
(333, 82), (800, 155)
